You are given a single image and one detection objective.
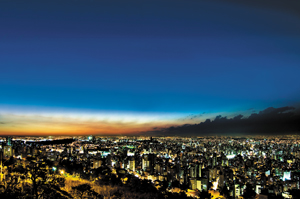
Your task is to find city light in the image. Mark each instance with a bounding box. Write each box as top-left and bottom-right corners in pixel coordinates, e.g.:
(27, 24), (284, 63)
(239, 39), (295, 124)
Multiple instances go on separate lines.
(0, 135), (300, 198)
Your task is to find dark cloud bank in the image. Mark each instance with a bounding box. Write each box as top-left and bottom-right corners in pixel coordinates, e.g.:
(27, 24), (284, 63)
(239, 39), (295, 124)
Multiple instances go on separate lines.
(148, 106), (300, 136)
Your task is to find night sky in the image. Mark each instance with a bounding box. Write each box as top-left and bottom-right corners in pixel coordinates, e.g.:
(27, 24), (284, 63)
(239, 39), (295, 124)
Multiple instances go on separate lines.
(0, 0), (300, 135)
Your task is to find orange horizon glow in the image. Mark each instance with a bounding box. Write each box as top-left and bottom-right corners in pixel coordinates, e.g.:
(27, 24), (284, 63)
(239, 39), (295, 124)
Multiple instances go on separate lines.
(0, 119), (173, 136)
(0, 106), (233, 136)
(0, 109), (209, 136)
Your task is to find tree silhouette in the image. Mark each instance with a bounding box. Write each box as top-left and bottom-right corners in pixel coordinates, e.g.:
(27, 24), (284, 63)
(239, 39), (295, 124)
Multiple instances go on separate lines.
(171, 180), (180, 188)
(220, 185), (231, 199)
(0, 174), (24, 198)
(72, 184), (91, 198)
(196, 190), (212, 199)
(12, 158), (71, 199)
(72, 183), (102, 199)
(110, 189), (123, 199)
(243, 183), (256, 199)
(290, 189), (300, 199)
(3, 157), (15, 167)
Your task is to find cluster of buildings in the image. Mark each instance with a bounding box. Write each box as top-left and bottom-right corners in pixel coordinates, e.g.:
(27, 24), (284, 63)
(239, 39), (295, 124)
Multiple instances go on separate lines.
(1, 135), (300, 198)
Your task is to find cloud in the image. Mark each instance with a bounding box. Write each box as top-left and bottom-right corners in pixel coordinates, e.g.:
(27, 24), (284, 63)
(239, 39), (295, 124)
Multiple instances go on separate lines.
(149, 106), (300, 136)
(189, 114), (203, 120)
(180, 114), (203, 121)
(258, 106), (295, 115)
(233, 114), (243, 120)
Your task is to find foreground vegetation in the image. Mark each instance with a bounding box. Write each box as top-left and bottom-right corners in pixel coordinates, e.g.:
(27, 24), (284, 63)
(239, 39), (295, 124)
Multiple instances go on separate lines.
(0, 156), (201, 199)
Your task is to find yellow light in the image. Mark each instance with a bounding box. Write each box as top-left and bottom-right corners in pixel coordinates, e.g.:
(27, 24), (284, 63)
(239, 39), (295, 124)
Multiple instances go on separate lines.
(60, 170), (64, 175)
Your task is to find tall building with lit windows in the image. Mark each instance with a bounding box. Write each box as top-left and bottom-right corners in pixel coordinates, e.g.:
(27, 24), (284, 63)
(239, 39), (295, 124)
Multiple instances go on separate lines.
(128, 156), (135, 171)
(4, 145), (12, 157)
(6, 137), (12, 146)
(142, 154), (154, 174)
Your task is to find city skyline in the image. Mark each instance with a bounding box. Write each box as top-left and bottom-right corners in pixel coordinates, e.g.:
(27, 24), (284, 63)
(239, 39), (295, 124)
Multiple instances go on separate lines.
(1, 0), (300, 136)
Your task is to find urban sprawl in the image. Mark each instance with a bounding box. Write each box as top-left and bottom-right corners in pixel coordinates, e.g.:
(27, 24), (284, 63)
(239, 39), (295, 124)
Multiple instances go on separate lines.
(1, 135), (300, 199)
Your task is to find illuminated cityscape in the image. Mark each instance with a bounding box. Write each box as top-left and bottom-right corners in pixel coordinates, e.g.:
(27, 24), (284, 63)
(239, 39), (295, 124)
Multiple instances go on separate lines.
(1, 0), (300, 198)
(1, 135), (300, 198)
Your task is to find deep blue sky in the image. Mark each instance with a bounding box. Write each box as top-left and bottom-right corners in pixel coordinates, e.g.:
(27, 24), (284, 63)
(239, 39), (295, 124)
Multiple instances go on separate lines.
(1, 0), (300, 116)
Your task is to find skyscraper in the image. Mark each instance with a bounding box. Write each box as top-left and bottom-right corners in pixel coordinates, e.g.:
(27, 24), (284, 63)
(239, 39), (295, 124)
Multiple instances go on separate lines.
(3, 145), (12, 157)
(6, 137), (12, 146)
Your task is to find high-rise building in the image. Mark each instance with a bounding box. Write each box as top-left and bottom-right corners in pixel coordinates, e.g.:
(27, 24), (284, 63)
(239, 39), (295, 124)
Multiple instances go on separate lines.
(190, 164), (197, 178)
(200, 177), (209, 191)
(190, 178), (197, 190)
(128, 156), (135, 171)
(155, 163), (163, 174)
(196, 163), (202, 177)
(67, 147), (73, 155)
(197, 179), (202, 191)
(213, 153), (217, 167)
(4, 145), (12, 157)
(6, 137), (12, 146)
(142, 154), (154, 174)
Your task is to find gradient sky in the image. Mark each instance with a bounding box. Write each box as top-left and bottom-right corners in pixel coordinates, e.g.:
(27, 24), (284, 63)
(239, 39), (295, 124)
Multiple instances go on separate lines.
(0, 0), (300, 135)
